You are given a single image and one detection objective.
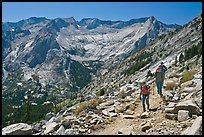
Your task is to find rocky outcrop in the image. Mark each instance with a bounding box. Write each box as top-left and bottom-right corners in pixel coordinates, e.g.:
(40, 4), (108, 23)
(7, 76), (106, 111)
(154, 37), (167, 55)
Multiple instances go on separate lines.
(181, 116), (202, 135)
(2, 123), (32, 135)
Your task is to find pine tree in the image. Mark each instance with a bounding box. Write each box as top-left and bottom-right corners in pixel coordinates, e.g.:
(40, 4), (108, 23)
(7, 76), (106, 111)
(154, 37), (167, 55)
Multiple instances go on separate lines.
(24, 95), (32, 124)
(175, 56), (177, 66)
(179, 53), (184, 63)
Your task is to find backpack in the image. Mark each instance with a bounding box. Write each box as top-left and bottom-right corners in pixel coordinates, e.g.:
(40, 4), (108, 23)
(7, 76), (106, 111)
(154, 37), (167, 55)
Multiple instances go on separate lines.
(159, 64), (167, 73)
(141, 85), (150, 95)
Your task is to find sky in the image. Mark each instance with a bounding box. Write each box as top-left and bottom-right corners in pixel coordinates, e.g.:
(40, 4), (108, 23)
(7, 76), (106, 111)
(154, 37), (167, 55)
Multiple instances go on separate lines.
(2, 2), (202, 25)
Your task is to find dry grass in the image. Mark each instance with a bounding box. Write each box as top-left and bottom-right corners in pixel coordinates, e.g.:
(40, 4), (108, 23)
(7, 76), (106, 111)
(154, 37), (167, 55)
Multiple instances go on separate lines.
(165, 82), (179, 90)
(73, 98), (103, 115)
(117, 90), (126, 99)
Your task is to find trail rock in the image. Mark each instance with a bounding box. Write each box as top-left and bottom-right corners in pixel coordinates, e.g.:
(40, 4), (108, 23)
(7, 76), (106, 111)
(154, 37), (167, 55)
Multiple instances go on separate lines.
(54, 125), (65, 135)
(118, 125), (133, 135)
(45, 112), (55, 121)
(44, 122), (59, 135)
(165, 113), (177, 120)
(102, 109), (110, 116)
(181, 116), (202, 135)
(141, 112), (150, 119)
(61, 115), (74, 128)
(173, 99), (200, 115)
(109, 112), (117, 118)
(115, 105), (125, 113)
(2, 123), (32, 135)
(141, 122), (152, 132)
(123, 115), (135, 119)
(32, 123), (41, 133)
(99, 100), (114, 107)
(178, 110), (190, 122)
(64, 128), (79, 135)
(124, 109), (135, 115)
(180, 80), (194, 89)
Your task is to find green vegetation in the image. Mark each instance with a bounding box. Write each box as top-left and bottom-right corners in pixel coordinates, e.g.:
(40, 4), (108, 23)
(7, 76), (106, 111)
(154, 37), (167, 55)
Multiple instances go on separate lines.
(124, 50), (153, 76)
(184, 41), (202, 61)
(180, 69), (197, 84)
(95, 87), (107, 96)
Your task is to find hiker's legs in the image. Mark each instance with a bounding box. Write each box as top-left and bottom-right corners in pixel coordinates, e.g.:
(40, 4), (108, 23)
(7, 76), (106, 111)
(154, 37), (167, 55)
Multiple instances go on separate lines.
(159, 82), (163, 96)
(146, 95), (150, 110)
(141, 95), (146, 112)
(156, 82), (163, 97)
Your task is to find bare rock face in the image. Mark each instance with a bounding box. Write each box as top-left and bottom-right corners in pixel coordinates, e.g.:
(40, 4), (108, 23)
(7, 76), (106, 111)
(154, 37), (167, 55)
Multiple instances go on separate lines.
(181, 116), (202, 135)
(2, 123), (32, 135)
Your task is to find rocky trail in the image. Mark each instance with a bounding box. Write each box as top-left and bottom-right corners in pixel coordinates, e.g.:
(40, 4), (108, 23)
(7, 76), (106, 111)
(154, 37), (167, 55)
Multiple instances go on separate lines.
(2, 56), (202, 135)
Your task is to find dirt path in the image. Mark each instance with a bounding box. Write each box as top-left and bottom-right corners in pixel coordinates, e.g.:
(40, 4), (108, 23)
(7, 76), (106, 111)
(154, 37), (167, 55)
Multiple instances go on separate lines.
(91, 89), (166, 135)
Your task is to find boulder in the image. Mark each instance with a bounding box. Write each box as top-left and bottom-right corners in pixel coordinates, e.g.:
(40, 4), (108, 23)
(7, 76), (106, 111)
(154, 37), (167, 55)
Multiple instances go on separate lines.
(109, 112), (117, 118)
(173, 99), (200, 115)
(118, 125), (133, 135)
(123, 115), (135, 119)
(178, 110), (190, 122)
(141, 122), (152, 132)
(44, 122), (59, 135)
(164, 90), (174, 101)
(61, 115), (74, 129)
(180, 80), (193, 89)
(165, 113), (177, 120)
(64, 129), (79, 135)
(54, 125), (65, 135)
(102, 109), (110, 116)
(181, 116), (202, 135)
(32, 123), (41, 133)
(2, 123), (32, 135)
(45, 112), (55, 121)
(141, 112), (150, 119)
(124, 109), (135, 115)
(99, 100), (114, 107)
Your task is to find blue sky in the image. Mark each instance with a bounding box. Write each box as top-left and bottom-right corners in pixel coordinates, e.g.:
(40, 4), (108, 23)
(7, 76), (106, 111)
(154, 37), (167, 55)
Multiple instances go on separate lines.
(2, 2), (202, 25)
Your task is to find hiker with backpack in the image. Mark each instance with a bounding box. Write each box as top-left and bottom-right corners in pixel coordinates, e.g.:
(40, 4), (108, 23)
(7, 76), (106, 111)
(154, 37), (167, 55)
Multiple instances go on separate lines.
(155, 62), (167, 97)
(139, 80), (151, 112)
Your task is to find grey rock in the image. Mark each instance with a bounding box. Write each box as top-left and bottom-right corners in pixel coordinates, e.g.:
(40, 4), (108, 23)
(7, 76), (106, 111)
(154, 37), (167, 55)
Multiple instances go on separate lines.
(44, 122), (59, 135)
(2, 123), (32, 135)
(169, 99), (200, 115)
(123, 114), (135, 119)
(165, 113), (177, 120)
(141, 122), (152, 132)
(181, 116), (202, 135)
(45, 112), (55, 121)
(61, 115), (74, 129)
(178, 110), (190, 122)
(54, 125), (65, 135)
(141, 112), (150, 119)
(32, 123), (41, 133)
(109, 112), (117, 118)
(99, 100), (114, 107)
(64, 128), (79, 135)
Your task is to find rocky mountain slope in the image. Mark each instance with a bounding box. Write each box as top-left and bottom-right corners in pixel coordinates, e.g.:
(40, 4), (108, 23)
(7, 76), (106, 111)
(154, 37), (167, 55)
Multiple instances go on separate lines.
(2, 15), (202, 135)
(2, 16), (179, 88)
(2, 16), (181, 127)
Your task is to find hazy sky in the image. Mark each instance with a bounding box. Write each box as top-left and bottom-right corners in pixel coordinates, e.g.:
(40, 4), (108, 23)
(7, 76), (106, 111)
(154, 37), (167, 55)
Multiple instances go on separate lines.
(2, 2), (202, 25)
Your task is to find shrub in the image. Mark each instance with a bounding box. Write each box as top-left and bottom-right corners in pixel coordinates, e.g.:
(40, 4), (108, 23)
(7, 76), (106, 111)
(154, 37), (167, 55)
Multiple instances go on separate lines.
(117, 90), (126, 99)
(95, 88), (107, 96)
(180, 70), (197, 84)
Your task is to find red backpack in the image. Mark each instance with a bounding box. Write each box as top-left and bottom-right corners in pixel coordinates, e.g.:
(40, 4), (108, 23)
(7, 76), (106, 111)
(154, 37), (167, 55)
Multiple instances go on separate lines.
(141, 85), (150, 95)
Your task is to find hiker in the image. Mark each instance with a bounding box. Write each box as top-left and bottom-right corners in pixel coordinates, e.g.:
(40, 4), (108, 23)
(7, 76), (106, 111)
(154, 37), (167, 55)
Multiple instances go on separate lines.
(159, 62), (167, 73)
(155, 62), (167, 97)
(139, 80), (150, 112)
